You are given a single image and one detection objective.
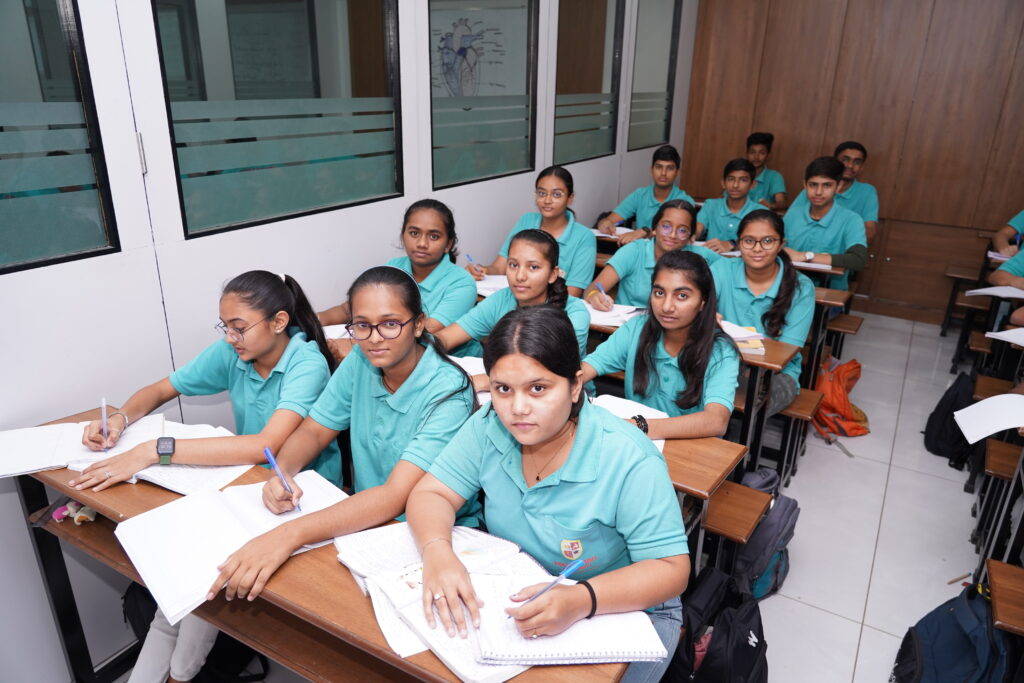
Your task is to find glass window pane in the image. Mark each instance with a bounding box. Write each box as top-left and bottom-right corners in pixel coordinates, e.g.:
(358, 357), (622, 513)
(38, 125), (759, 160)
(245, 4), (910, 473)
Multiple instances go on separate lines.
(154, 0), (401, 236)
(553, 0), (622, 165)
(429, 0), (536, 189)
(627, 0), (680, 150)
(0, 0), (117, 273)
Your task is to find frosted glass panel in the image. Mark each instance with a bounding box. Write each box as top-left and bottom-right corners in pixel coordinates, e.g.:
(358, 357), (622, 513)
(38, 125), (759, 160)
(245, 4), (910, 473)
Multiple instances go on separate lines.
(627, 0), (680, 150)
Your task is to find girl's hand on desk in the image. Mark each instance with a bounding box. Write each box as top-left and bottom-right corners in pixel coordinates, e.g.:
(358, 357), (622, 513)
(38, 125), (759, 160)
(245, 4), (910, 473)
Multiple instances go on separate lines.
(69, 443), (155, 492)
(421, 545), (483, 638)
(465, 263), (485, 281)
(705, 239), (733, 254)
(209, 529), (292, 602)
(82, 418), (124, 451)
(618, 229), (646, 246)
(262, 472), (304, 514)
(506, 582), (590, 638)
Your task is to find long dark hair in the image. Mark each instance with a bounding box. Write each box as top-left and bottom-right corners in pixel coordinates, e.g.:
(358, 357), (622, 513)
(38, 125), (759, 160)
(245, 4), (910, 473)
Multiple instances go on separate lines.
(737, 209), (797, 339)
(347, 265), (475, 410)
(484, 306), (584, 419)
(633, 251), (734, 410)
(508, 229), (568, 308)
(650, 199), (697, 241)
(223, 270), (336, 372)
(402, 198), (459, 263)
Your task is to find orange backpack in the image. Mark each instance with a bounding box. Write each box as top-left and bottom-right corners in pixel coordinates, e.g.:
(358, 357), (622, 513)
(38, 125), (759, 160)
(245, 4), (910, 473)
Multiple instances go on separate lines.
(812, 357), (870, 441)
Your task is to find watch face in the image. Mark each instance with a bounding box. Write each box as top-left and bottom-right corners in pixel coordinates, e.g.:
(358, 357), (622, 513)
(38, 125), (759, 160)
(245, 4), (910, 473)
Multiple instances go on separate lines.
(156, 437), (175, 455)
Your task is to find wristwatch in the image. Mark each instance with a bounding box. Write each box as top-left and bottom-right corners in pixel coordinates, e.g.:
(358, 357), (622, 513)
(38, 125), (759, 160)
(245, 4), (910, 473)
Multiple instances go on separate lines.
(804, 251), (816, 262)
(156, 437), (175, 465)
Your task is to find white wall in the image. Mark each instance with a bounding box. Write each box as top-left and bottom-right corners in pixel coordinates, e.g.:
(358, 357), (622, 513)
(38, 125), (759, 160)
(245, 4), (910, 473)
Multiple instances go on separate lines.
(0, 0), (697, 679)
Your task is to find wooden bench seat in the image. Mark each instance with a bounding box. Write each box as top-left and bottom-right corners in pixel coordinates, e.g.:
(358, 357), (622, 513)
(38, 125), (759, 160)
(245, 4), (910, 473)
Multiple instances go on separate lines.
(969, 330), (993, 355)
(974, 375), (1014, 401)
(780, 389), (823, 421)
(946, 264), (980, 281)
(705, 481), (772, 544)
(956, 292), (992, 312)
(826, 313), (863, 335)
(986, 439), (1021, 481)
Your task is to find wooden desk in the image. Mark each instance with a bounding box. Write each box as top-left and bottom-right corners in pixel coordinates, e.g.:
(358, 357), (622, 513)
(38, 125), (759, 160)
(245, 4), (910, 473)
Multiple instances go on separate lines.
(738, 340), (799, 473)
(792, 262), (846, 278)
(21, 410), (625, 683)
(988, 559), (1024, 637)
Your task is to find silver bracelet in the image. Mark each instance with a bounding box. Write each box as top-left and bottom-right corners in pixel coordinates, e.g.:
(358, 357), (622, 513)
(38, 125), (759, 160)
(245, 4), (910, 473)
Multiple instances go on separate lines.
(421, 537), (451, 552)
(109, 411), (129, 431)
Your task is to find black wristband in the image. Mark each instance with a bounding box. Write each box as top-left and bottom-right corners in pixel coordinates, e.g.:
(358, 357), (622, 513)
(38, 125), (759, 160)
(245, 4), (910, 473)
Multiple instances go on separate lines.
(632, 414), (649, 434)
(578, 579), (597, 619)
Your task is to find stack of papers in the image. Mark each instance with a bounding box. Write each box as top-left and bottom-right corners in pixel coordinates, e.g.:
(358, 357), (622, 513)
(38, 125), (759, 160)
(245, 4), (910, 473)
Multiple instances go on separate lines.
(965, 286), (1024, 300)
(720, 320), (764, 341)
(591, 395), (668, 452)
(988, 251), (1011, 263)
(589, 226), (632, 239)
(476, 276), (508, 298)
(583, 301), (645, 328)
(986, 328), (1024, 347)
(792, 261), (834, 272)
(954, 394), (1024, 444)
(322, 324), (352, 339)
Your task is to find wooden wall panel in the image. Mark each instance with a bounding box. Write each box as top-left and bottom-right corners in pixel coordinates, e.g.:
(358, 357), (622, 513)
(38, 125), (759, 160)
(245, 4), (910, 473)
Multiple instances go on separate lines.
(555, 0), (608, 94)
(750, 0), (848, 200)
(681, 0), (768, 199)
(823, 0), (934, 214)
(972, 33), (1024, 232)
(347, 0), (388, 98)
(889, 0), (1024, 227)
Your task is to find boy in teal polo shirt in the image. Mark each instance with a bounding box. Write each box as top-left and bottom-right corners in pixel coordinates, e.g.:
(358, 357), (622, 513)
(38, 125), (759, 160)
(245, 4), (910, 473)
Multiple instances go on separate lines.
(697, 158), (762, 251)
(595, 144), (695, 242)
(991, 210), (1024, 257)
(783, 157), (867, 290)
(790, 141), (880, 240)
(744, 132), (786, 209)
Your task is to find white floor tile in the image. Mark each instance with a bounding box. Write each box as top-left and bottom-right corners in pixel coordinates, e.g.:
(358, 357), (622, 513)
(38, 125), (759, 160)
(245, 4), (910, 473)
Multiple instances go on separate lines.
(852, 625), (902, 683)
(850, 367), (905, 407)
(899, 378), (949, 412)
(863, 466), (977, 638)
(858, 312), (915, 335)
(840, 341), (909, 378)
(760, 595), (860, 683)
(843, 397), (898, 464)
(905, 344), (958, 388)
(912, 321), (943, 338)
(890, 405), (968, 483)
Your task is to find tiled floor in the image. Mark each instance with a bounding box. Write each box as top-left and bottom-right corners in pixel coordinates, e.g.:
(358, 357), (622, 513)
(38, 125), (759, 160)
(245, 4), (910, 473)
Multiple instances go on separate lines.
(762, 312), (979, 682)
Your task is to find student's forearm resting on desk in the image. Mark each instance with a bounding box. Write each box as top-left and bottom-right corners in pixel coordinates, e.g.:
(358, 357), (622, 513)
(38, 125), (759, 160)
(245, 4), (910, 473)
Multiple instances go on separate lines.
(989, 269), (1024, 289)
(647, 403), (731, 440)
(785, 244), (867, 271)
(992, 225), (1021, 257)
(318, 302), (351, 326)
(596, 212), (625, 235)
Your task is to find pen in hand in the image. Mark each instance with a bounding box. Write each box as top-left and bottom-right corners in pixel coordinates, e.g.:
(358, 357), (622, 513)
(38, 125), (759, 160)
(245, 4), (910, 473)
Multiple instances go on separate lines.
(508, 558), (585, 619)
(100, 397), (109, 451)
(264, 447), (301, 512)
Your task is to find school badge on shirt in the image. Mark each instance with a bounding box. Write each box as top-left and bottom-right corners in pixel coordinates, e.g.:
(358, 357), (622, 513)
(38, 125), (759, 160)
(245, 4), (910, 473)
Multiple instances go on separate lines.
(560, 539), (582, 561)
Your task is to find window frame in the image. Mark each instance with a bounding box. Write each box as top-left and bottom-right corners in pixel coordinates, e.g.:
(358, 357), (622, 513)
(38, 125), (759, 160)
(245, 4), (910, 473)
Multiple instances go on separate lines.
(625, 0), (682, 152)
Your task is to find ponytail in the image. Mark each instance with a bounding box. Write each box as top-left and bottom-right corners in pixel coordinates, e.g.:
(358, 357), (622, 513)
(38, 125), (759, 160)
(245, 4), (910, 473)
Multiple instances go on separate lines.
(282, 275), (336, 372)
(762, 251), (798, 338)
(509, 229), (568, 310)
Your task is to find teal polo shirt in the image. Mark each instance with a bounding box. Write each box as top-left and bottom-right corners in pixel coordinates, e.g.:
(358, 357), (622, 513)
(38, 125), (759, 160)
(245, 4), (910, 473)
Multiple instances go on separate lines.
(746, 167), (785, 205)
(169, 330), (342, 486)
(997, 250), (1024, 277)
(711, 257), (815, 382)
(585, 315), (740, 416)
(498, 212), (597, 290)
(428, 399), (687, 579)
(783, 202), (866, 290)
(697, 197), (763, 242)
(385, 256), (477, 327)
(455, 288), (591, 359)
(1008, 210), (1024, 235)
(308, 344), (480, 525)
(790, 179), (879, 223)
(606, 239), (723, 307)
(613, 184), (696, 231)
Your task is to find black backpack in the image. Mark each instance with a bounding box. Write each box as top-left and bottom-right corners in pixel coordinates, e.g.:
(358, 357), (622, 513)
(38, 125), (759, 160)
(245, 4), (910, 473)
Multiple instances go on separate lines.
(924, 373), (981, 470)
(122, 582), (269, 683)
(663, 566), (767, 682)
(735, 469), (800, 599)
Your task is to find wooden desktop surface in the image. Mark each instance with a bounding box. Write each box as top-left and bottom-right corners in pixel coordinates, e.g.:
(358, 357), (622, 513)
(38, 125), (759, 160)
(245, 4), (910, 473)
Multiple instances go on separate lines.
(988, 559), (1024, 637)
(793, 262), (846, 277)
(740, 339), (799, 373)
(815, 287), (851, 308)
(662, 438), (747, 500)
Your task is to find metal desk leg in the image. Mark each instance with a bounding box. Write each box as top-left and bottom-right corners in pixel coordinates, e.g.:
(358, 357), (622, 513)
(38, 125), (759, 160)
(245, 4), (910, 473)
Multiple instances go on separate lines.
(803, 304), (828, 389)
(15, 475), (140, 683)
(740, 366), (772, 474)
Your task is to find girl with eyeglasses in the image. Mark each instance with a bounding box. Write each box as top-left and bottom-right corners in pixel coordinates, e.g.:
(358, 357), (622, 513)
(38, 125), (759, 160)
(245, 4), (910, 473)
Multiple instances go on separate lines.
(465, 166), (596, 297)
(408, 306), (688, 682)
(70, 270), (339, 683)
(207, 265), (480, 604)
(712, 209), (814, 416)
(581, 251), (740, 440)
(583, 199), (721, 311)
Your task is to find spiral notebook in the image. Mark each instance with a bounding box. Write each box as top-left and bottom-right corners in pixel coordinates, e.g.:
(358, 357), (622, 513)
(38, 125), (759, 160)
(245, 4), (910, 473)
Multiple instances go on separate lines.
(471, 573), (668, 665)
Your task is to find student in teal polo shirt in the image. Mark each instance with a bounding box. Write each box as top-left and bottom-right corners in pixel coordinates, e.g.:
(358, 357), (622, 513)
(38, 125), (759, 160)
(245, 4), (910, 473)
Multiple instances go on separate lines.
(988, 249), (1024, 286)
(713, 210), (815, 416)
(407, 306), (688, 682)
(744, 132), (786, 209)
(467, 166), (596, 297)
(991, 210), (1024, 257)
(439, 229), (591, 359)
(582, 250), (740, 439)
(697, 158), (763, 252)
(319, 199), (477, 358)
(595, 144), (696, 246)
(789, 141), (880, 240)
(209, 266), (479, 604)
(783, 156), (867, 291)
(73, 270), (339, 683)
(584, 199), (721, 309)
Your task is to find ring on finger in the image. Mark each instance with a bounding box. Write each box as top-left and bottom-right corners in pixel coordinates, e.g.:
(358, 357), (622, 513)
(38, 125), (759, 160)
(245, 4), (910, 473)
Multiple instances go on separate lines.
(433, 593), (445, 602)
(104, 471), (112, 479)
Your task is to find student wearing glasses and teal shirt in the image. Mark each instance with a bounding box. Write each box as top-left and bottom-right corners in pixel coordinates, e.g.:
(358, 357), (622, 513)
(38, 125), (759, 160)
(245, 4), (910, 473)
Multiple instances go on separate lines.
(783, 156), (867, 291)
(466, 166), (596, 297)
(991, 210), (1024, 258)
(584, 199), (721, 310)
(713, 210), (814, 416)
(70, 270), (340, 683)
(595, 144), (696, 246)
(696, 158), (763, 253)
(744, 132), (786, 209)
(789, 141), (880, 241)
(408, 305), (689, 683)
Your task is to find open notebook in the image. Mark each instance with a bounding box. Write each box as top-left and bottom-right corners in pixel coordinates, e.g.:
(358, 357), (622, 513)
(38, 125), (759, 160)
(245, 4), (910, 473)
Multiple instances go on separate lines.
(583, 301), (645, 328)
(476, 275), (508, 298)
(115, 470), (348, 625)
(591, 395), (668, 452)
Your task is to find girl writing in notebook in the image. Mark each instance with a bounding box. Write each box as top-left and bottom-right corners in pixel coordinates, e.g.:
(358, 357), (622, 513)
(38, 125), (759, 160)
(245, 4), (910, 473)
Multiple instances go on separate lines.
(437, 229), (590, 361)
(581, 250), (740, 439)
(318, 199), (477, 360)
(70, 270), (339, 683)
(465, 166), (597, 297)
(207, 266), (480, 602)
(712, 210), (814, 416)
(407, 306), (689, 682)
(583, 199), (721, 310)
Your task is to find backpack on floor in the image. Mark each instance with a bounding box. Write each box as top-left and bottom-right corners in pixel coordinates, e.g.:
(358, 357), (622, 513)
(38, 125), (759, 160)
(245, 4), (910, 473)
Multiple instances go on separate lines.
(890, 583), (1023, 683)
(735, 468), (800, 599)
(122, 582), (269, 683)
(663, 566), (767, 683)
(813, 356), (870, 441)
(924, 372), (982, 471)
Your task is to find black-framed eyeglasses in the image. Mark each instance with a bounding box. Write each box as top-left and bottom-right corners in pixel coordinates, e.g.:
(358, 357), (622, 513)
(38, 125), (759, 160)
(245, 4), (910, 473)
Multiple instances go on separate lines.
(215, 316), (272, 343)
(738, 236), (780, 250)
(345, 317), (417, 340)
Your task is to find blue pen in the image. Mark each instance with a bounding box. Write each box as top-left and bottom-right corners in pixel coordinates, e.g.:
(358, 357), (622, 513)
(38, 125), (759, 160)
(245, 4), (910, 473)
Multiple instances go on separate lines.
(100, 397), (109, 451)
(264, 447), (301, 512)
(595, 282), (607, 297)
(508, 558), (585, 618)
(1017, 232), (1021, 249)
